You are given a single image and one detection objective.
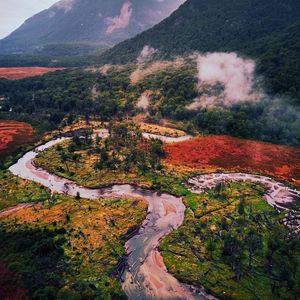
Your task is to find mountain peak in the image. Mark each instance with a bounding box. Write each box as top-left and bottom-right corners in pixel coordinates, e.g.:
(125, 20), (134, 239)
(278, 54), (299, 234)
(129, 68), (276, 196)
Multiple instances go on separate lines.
(0, 0), (185, 55)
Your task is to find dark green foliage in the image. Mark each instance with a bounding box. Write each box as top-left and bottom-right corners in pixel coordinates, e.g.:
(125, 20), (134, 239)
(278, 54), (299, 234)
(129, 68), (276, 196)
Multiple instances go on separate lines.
(251, 21), (300, 101)
(192, 101), (300, 146)
(0, 67), (137, 132)
(139, 61), (198, 119)
(137, 64), (300, 146)
(100, 0), (300, 103)
(94, 122), (165, 173)
(0, 57), (299, 146)
(0, 227), (67, 299)
(0, 54), (106, 68)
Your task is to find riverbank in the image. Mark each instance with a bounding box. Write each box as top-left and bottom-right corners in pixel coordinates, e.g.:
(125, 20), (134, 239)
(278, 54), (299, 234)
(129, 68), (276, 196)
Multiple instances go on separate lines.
(6, 131), (299, 299)
(8, 136), (213, 299)
(164, 135), (300, 186)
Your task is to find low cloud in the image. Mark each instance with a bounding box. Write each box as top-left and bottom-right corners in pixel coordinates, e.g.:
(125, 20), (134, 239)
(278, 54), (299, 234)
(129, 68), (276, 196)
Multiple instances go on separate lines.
(137, 91), (153, 111)
(137, 45), (159, 64)
(85, 64), (124, 75)
(188, 52), (261, 109)
(130, 59), (184, 83)
(106, 1), (132, 34)
(186, 52), (300, 145)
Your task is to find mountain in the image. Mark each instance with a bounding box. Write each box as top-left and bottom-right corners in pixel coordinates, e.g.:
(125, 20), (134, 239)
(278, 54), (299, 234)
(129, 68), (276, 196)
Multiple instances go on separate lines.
(100, 0), (300, 102)
(0, 0), (185, 56)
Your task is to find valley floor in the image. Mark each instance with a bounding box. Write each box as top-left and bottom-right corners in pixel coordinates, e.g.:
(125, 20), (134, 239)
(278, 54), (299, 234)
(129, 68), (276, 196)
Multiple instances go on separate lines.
(0, 121), (299, 300)
(0, 67), (65, 80)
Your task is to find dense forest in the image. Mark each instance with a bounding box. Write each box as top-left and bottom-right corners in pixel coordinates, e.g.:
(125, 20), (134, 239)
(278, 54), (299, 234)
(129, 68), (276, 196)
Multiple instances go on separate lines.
(0, 67), (139, 131)
(2, 1), (300, 105)
(98, 0), (300, 104)
(0, 61), (299, 146)
(0, 54), (105, 68)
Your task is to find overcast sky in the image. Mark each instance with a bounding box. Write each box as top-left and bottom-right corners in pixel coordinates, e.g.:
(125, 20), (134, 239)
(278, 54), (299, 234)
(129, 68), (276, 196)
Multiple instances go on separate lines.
(0, 0), (58, 39)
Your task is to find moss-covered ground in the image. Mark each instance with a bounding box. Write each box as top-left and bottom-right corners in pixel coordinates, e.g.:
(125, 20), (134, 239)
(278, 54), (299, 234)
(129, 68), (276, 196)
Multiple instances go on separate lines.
(0, 194), (147, 299)
(0, 171), (51, 210)
(3, 122), (299, 300)
(160, 182), (300, 300)
(34, 130), (172, 189)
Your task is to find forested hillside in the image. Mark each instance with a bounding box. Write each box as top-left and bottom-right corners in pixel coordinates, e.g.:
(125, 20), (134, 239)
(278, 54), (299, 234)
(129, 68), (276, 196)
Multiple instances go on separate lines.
(0, 61), (299, 146)
(100, 0), (300, 102)
(250, 21), (300, 101)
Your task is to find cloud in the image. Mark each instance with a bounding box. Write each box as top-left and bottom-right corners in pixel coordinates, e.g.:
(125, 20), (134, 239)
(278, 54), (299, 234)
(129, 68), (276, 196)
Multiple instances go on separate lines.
(137, 45), (159, 64)
(53, 0), (75, 13)
(188, 52), (261, 109)
(137, 91), (152, 110)
(106, 1), (132, 34)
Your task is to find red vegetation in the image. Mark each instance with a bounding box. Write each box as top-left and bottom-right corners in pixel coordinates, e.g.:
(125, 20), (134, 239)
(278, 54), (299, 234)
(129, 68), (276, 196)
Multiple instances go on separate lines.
(0, 121), (33, 160)
(0, 261), (25, 300)
(0, 67), (64, 80)
(165, 135), (300, 185)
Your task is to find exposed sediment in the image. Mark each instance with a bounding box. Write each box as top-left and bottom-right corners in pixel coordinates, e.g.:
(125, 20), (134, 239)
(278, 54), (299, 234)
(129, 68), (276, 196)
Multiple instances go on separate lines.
(6, 134), (299, 298)
(8, 135), (212, 300)
(188, 173), (300, 234)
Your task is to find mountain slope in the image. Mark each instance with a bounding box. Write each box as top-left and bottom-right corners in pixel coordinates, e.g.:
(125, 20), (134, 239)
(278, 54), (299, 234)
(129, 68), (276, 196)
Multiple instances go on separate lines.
(250, 21), (300, 100)
(99, 0), (300, 101)
(0, 0), (185, 55)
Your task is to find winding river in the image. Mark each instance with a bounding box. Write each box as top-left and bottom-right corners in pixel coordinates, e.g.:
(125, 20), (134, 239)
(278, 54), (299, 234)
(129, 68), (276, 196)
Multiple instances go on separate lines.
(4, 131), (299, 299)
(8, 132), (213, 300)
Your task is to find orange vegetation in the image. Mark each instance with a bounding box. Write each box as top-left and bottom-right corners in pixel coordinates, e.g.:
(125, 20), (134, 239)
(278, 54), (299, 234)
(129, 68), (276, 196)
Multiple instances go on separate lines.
(0, 121), (33, 160)
(0, 261), (25, 300)
(0, 67), (64, 80)
(164, 135), (300, 185)
(0, 197), (147, 294)
(1, 198), (147, 261)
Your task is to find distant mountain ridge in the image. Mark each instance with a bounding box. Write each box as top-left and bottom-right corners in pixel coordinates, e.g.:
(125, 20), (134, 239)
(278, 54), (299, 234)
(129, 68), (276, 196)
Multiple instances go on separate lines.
(99, 0), (300, 102)
(0, 0), (185, 55)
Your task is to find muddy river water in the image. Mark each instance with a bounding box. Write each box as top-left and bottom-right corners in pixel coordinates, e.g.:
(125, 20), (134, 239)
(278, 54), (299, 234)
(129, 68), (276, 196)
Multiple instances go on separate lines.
(7, 131), (299, 299)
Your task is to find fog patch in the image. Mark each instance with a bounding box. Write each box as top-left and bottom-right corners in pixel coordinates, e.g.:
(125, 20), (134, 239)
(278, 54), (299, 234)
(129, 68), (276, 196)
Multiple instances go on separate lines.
(106, 1), (133, 34)
(188, 52), (261, 109)
(137, 46), (159, 64)
(98, 64), (113, 75)
(187, 52), (300, 145)
(137, 91), (154, 111)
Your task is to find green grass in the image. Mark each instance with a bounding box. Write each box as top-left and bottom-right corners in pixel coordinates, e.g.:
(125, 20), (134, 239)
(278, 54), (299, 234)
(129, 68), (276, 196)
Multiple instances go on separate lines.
(34, 139), (189, 194)
(160, 182), (300, 300)
(24, 137), (300, 299)
(0, 171), (51, 210)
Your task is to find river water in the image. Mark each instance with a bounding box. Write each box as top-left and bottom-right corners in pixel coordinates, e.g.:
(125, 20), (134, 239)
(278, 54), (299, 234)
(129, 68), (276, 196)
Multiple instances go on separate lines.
(7, 132), (299, 299)
(8, 134), (213, 300)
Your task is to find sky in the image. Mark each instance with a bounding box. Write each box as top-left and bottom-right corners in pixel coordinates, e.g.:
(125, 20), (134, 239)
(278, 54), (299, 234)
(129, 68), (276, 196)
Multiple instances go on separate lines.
(0, 0), (58, 39)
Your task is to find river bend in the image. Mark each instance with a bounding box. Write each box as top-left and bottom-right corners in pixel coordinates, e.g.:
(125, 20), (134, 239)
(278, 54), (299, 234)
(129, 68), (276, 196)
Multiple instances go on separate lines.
(5, 133), (299, 298)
